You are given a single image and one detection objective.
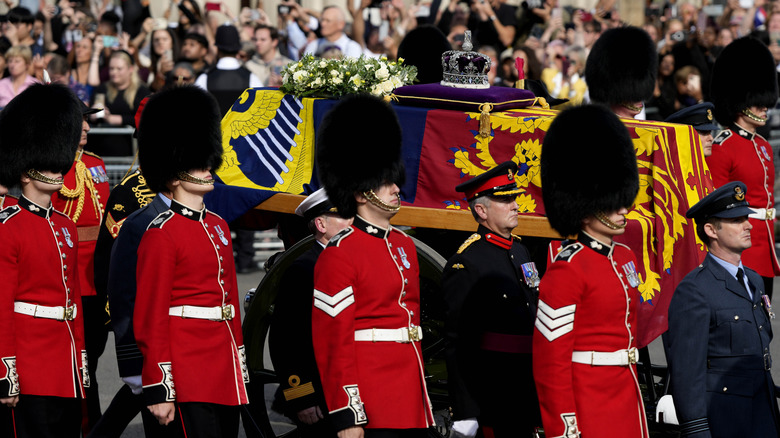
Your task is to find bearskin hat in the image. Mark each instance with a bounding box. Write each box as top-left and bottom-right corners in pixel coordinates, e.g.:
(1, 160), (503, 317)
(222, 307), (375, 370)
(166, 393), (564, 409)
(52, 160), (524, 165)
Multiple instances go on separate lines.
(137, 85), (223, 193)
(711, 37), (778, 126)
(316, 95), (405, 219)
(541, 104), (639, 237)
(585, 26), (657, 106)
(0, 83), (82, 188)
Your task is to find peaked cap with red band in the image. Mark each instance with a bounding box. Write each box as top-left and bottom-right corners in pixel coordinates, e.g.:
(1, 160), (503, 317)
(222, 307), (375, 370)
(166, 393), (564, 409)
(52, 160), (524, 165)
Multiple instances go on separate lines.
(456, 161), (523, 201)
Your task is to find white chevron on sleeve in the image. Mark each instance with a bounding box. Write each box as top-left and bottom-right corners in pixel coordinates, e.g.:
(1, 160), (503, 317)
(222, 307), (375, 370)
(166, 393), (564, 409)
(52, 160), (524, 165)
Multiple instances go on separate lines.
(535, 300), (576, 342)
(313, 287), (355, 317)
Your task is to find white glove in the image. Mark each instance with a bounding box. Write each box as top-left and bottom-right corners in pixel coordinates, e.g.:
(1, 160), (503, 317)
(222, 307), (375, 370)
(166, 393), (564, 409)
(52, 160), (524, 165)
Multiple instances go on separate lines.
(122, 375), (143, 395)
(450, 418), (479, 438)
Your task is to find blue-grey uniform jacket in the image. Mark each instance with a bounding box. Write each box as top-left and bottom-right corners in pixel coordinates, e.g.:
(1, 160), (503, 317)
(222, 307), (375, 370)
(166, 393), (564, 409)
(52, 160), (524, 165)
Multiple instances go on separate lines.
(667, 253), (780, 438)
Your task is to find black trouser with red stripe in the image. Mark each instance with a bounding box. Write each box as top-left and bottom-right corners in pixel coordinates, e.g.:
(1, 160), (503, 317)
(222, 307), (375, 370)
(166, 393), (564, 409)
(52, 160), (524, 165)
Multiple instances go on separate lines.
(172, 402), (240, 438)
(1, 395), (81, 438)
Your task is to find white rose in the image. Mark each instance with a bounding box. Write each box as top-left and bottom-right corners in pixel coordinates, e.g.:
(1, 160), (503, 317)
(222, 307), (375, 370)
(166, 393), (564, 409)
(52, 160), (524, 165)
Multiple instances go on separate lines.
(311, 77), (323, 87)
(371, 84), (383, 96)
(381, 80), (394, 93)
(330, 70), (340, 77)
(391, 76), (403, 88)
(332, 77), (343, 85)
(376, 66), (390, 80)
(293, 71), (308, 83)
(319, 60), (327, 68)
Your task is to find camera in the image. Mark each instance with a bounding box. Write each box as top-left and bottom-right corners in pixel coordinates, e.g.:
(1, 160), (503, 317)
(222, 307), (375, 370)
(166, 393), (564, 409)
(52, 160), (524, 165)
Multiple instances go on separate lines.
(670, 30), (686, 42)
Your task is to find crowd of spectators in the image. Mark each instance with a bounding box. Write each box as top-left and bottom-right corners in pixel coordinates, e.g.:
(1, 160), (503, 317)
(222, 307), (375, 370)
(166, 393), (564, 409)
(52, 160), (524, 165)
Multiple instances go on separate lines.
(0, 0), (779, 141)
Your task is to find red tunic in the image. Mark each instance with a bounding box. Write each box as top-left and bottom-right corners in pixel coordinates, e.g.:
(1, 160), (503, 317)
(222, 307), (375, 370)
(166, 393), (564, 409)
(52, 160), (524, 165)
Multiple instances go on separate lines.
(51, 151), (110, 297)
(311, 216), (434, 431)
(533, 232), (648, 438)
(134, 200), (249, 406)
(707, 127), (780, 277)
(0, 196), (88, 398)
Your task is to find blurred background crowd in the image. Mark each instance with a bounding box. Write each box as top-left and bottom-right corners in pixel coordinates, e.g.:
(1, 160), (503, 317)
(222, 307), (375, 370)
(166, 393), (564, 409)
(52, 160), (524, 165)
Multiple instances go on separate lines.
(0, 0), (777, 142)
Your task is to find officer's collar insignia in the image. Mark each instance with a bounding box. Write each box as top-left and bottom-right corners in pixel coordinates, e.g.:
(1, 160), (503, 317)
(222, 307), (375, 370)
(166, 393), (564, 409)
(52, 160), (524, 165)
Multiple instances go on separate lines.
(521, 262), (540, 288)
(579, 231), (613, 257)
(706, 109), (713, 121)
(734, 186), (745, 201)
(152, 217), (164, 226)
(484, 232), (512, 250)
(452, 263), (465, 270)
(622, 261), (642, 288)
(353, 215), (389, 239)
(19, 196), (51, 219)
(215, 225), (229, 246)
(171, 200), (204, 221)
(62, 228), (74, 248)
(113, 204), (125, 212)
(397, 246), (411, 269)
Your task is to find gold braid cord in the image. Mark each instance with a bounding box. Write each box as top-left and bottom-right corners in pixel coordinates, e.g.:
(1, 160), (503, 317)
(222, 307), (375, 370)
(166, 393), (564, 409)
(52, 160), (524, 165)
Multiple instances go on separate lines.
(58, 159), (103, 223)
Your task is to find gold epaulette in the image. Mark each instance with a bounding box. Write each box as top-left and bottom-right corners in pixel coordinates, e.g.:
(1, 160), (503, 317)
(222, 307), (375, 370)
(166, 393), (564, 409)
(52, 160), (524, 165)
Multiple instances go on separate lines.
(512, 234), (522, 241)
(457, 233), (481, 254)
(82, 150), (102, 159)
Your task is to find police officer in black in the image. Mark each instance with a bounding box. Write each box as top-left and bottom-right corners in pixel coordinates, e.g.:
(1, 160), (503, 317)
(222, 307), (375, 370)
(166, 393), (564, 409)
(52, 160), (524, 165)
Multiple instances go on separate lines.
(667, 181), (780, 438)
(442, 161), (541, 438)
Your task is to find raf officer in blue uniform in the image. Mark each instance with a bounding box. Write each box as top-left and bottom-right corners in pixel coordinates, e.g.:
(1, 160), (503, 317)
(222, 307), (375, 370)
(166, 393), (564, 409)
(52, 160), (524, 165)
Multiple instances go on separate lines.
(667, 181), (780, 438)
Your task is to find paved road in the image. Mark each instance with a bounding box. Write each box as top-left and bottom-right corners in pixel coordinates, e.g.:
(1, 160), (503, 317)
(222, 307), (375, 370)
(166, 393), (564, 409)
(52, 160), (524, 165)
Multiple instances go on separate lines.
(95, 270), (780, 437)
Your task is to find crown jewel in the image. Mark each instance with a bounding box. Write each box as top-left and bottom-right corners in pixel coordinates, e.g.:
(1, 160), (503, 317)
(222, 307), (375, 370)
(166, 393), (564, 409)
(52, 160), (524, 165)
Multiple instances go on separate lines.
(441, 30), (491, 89)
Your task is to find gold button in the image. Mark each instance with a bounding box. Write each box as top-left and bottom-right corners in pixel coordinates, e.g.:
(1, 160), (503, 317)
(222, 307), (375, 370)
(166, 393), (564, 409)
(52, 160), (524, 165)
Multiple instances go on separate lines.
(723, 387), (728, 392)
(734, 315), (739, 320)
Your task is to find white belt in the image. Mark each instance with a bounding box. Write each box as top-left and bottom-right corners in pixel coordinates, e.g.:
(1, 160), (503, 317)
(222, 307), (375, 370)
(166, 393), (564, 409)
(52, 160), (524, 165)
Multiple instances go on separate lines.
(749, 208), (776, 221)
(354, 327), (422, 343)
(572, 347), (638, 366)
(14, 301), (77, 321)
(169, 305), (234, 321)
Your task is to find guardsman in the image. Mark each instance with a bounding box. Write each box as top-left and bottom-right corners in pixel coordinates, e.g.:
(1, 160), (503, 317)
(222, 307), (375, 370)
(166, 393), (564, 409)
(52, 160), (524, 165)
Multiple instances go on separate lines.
(312, 95), (435, 438)
(51, 101), (110, 431)
(442, 161), (541, 438)
(665, 102), (720, 157)
(667, 181), (780, 438)
(0, 84), (89, 438)
(269, 188), (351, 437)
(708, 37), (780, 298)
(134, 85), (249, 437)
(534, 105), (648, 438)
(585, 26), (657, 119)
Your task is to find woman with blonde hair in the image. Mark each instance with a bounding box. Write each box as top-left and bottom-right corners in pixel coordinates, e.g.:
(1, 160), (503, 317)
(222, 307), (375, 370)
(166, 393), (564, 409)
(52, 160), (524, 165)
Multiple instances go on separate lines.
(91, 50), (150, 155)
(0, 45), (39, 107)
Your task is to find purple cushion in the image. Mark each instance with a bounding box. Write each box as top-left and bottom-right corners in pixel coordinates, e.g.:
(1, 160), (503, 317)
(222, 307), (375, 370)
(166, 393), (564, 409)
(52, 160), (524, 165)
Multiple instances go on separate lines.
(392, 83), (537, 112)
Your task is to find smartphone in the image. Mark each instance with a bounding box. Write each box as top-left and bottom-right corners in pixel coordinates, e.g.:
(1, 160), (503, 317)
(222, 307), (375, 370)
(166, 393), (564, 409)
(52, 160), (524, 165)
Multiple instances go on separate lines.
(278, 4), (291, 15)
(205, 2), (221, 12)
(153, 18), (168, 30)
(102, 35), (120, 48)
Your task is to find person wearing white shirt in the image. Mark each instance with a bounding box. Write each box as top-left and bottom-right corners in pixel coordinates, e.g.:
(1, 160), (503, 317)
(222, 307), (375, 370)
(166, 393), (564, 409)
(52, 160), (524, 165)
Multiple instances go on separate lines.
(303, 6), (362, 58)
